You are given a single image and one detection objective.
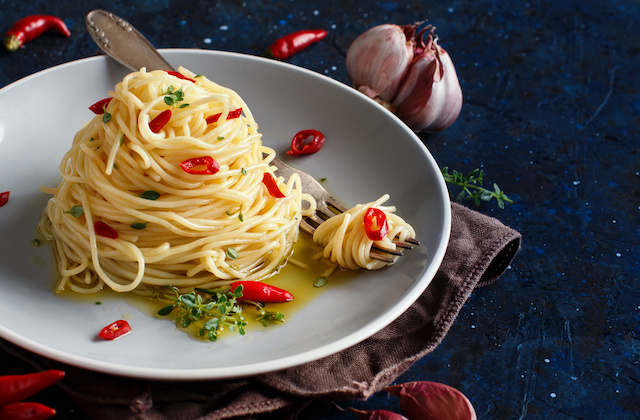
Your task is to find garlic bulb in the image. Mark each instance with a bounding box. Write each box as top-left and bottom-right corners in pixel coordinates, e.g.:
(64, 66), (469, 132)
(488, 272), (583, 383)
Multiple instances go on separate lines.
(346, 23), (463, 133)
(346, 24), (416, 102)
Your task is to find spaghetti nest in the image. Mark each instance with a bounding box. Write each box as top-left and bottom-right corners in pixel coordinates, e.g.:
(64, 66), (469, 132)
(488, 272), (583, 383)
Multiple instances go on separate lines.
(39, 68), (306, 294)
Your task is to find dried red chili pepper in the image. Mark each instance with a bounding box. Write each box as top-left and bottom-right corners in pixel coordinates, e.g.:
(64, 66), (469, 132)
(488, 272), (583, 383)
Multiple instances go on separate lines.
(149, 109), (172, 133)
(206, 108), (243, 125)
(363, 207), (389, 241)
(3, 15), (70, 52)
(180, 156), (220, 175)
(266, 29), (328, 60)
(0, 370), (65, 406)
(89, 97), (112, 114)
(0, 191), (9, 208)
(94, 221), (118, 239)
(166, 70), (196, 83)
(0, 402), (56, 420)
(287, 129), (326, 156)
(262, 173), (285, 198)
(98, 320), (131, 340)
(230, 281), (294, 303)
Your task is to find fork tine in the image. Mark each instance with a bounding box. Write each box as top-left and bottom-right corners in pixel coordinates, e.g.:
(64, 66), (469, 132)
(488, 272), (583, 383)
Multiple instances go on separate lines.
(271, 157), (418, 262)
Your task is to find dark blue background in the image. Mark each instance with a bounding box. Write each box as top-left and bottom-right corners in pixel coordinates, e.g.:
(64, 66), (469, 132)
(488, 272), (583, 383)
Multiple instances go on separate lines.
(1, 0), (638, 418)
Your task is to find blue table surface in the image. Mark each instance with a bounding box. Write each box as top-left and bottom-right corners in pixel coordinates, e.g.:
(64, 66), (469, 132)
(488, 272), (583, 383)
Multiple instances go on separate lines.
(1, 0), (638, 418)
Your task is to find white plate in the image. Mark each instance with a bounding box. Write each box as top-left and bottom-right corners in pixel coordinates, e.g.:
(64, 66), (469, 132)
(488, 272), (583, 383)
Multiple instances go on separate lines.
(0, 49), (450, 380)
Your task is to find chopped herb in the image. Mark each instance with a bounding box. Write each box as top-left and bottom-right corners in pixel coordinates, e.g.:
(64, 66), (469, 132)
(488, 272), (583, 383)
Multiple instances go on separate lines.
(102, 108), (112, 123)
(319, 177), (327, 182)
(139, 190), (161, 200)
(217, 136), (225, 140)
(119, 134), (125, 145)
(162, 86), (186, 107)
(64, 205), (84, 217)
(226, 247), (239, 260)
(90, 137), (95, 141)
(225, 207), (244, 222)
(179, 103), (190, 108)
(95, 301), (102, 305)
(195, 74), (204, 78)
(241, 167), (247, 176)
(130, 222), (149, 229)
(32, 239), (41, 246)
(313, 276), (327, 288)
(258, 310), (286, 326)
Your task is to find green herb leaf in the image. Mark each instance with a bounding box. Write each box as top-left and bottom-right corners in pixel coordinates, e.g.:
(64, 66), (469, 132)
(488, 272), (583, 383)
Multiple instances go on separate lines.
(139, 190), (161, 200)
(64, 205), (84, 218)
(130, 222), (149, 230)
(314, 276), (327, 288)
(102, 108), (111, 123)
(241, 167), (247, 176)
(226, 247), (239, 260)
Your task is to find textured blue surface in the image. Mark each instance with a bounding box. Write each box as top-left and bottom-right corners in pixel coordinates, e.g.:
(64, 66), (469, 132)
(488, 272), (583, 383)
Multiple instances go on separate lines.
(1, 0), (639, 418)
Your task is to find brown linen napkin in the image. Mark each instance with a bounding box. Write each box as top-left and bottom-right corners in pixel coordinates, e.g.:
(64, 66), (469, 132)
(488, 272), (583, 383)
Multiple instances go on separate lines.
(1, 202), (521, 420)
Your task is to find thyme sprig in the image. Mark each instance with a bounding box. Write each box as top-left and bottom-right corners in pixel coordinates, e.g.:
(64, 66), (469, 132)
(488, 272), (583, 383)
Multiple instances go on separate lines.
(441, 167), (513, 209)
(156, 286), (286, 341)
(157, 286), (246, 341)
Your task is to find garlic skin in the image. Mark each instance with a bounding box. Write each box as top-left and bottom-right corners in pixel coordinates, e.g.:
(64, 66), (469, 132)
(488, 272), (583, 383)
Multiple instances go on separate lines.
(393, 29), (463, 133)
(346, 23), (463, 133)
(385, 381), (477, 420)
(346, 24), (415, 102)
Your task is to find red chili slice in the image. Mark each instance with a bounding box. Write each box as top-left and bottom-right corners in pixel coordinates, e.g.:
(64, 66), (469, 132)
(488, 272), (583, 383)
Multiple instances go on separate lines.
(149, 109), (172, 133)
(206, 108), (242, 124)
(262, 173), (285, 198)
(94, 221), (118, 239)
(98, 320), (131, 340)
(287, 129), (325, 156)
(166, 70), (196, 83)
(363, 207), (389, 241)
(180, 156), (220, 175)
(0, 191), (9, 208)
(89, 97), (112, 114)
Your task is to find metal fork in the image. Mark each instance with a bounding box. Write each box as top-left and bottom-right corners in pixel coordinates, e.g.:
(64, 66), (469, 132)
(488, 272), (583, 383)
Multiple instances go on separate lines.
(271, 158), (419, 263)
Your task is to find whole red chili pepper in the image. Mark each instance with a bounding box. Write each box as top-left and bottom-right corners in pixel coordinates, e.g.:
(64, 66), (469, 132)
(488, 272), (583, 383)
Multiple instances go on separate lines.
(89, 97), (112, 114)
(0, 370), (65, 406)
(262, 173), (285, 198)
(0, 402), (56, 420)
(230, 281), (294, 303)
(180, 156), (220, 175)
(3, 15), (70, 52)
(149, 109), (172, 133)
(0, 191), (9, 208)
(266, 29), (328, 60)
(206, 108), (243, 125)
(166, 70), (196, 83)
(94, 221), (118, 239)
(98, 319), (132, 340)
(363, 207), (389, 241)
(287, 129), (326, 156)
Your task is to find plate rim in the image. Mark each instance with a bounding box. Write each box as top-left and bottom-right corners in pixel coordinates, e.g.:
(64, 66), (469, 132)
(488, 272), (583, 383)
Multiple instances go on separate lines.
(0, 49), (451, 380)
